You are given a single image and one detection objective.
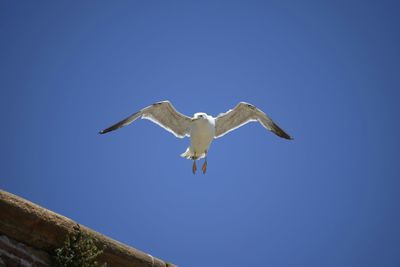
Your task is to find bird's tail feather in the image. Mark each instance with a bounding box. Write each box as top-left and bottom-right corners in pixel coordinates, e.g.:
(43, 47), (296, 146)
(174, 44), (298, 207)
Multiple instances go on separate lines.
(180, 147), (205, 160)
(180, 147), (193, 159)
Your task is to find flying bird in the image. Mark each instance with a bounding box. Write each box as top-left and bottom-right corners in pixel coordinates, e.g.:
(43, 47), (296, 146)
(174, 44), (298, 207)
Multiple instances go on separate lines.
(99, 101), (292, 174)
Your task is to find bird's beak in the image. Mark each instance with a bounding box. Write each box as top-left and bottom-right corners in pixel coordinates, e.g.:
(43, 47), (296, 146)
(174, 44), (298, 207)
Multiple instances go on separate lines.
(191, 118), (199, 121)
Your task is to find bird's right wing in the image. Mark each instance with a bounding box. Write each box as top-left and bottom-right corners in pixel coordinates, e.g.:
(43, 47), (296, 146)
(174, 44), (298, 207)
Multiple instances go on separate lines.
(99, 101), (192, 138)
(214, 102), (292, 139)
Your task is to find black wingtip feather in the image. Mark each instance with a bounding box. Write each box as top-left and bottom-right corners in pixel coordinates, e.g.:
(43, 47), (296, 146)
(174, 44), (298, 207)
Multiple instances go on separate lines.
(99, 128), (114, 134)
(272, 122), (293, 140)
(99, 128), (113, 134)
(280, 133), (293, 140)
(280, 130), (293, 140)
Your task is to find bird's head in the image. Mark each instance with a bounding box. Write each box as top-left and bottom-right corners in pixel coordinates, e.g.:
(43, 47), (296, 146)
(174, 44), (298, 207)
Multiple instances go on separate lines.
(192, 112), (208, 121)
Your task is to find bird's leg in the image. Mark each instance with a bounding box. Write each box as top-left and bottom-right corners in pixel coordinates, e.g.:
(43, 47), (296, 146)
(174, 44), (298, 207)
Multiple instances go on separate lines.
(202, 160), (207, 174)
(202, 151), (208, 174)
(192, 158), (197, 175)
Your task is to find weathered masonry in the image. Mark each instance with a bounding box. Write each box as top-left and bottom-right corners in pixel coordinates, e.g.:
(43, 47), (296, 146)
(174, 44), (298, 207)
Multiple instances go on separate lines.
(0, 190), (176, 267)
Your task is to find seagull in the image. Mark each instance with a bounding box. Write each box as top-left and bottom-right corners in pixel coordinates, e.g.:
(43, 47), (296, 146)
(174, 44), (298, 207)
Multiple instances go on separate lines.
(99, 101), (292, 174)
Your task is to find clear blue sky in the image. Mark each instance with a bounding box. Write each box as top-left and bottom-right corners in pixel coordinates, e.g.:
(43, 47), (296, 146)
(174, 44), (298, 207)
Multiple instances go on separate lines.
(1, 1), (400, 266)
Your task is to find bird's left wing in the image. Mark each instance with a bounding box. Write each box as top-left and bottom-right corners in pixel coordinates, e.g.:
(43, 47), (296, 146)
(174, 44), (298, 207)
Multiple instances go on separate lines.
(99, 101), (192, 138)
(214, 102), (292, 139)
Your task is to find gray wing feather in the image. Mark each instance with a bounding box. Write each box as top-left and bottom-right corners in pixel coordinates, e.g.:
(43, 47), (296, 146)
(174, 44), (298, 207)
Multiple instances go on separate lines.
(214, 102), (292, 140)
(99, 101), (192, 138)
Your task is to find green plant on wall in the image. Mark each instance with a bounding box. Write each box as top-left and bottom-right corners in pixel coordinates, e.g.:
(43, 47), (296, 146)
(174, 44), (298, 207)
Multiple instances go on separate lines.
(53, 224), (106, 267)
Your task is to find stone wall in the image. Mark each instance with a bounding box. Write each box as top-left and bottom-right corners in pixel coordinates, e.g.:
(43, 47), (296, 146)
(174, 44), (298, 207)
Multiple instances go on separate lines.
(0, 190), (176, 267)
(0, 235), (49, 267)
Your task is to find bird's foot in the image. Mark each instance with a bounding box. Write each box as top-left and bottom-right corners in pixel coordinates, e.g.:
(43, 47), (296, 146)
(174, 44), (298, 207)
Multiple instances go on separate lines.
(202, 160), (207, 174)
(192, 161), (197, 174)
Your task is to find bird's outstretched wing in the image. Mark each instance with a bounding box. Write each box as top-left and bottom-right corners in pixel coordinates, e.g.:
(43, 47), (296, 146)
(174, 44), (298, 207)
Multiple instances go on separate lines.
(99, 101), (192, 138)
(214, 102), (292, 139)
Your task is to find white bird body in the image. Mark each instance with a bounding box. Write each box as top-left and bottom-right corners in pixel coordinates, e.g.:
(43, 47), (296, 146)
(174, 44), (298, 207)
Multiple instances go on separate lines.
(181, 113), (216, 160)
(99, 100), (292, 174)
